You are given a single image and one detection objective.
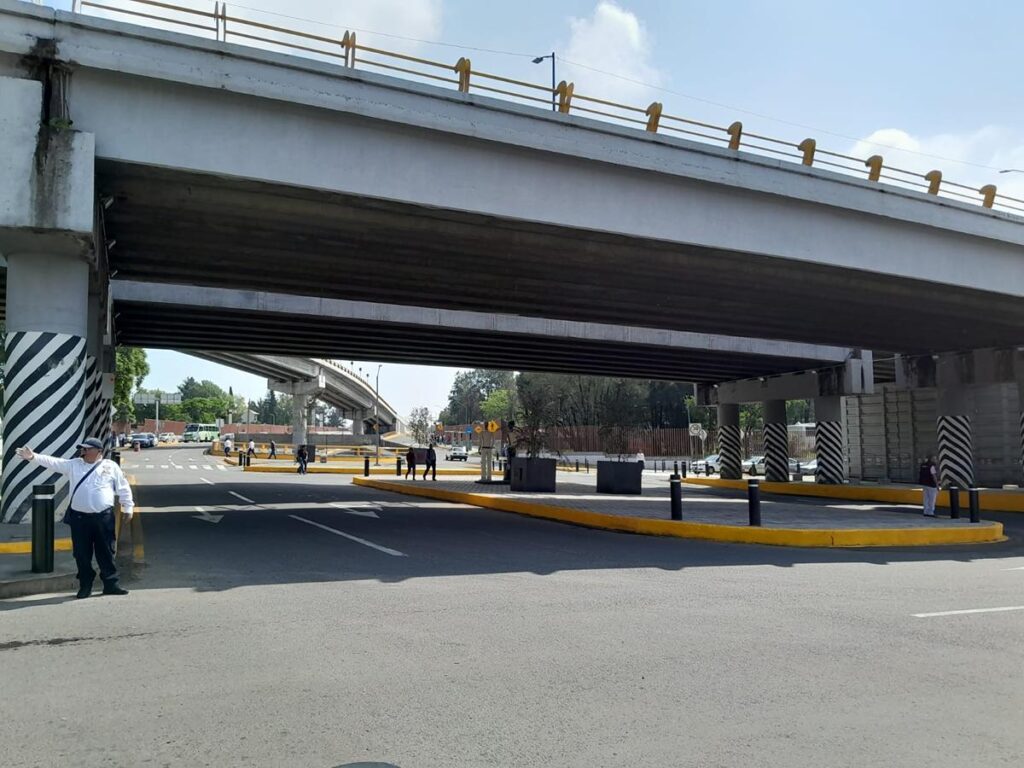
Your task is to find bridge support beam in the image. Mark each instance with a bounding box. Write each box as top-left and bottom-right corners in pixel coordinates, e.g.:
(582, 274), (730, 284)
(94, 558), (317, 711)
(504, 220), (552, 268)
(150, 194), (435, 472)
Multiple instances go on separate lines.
(717, 404), (742, 480)
(814, 396), (846, 485)
(936, 356), (974, 489)
(268, 373), (324, 451)
(762, 399), (789, 482)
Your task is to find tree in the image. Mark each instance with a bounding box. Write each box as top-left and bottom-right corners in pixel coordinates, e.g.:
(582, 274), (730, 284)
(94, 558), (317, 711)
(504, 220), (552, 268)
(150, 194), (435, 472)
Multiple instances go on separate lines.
(480, 388), (514, 422)
(787, 399), (812, 424)
(178, 377), (227, 401)
(113, 347), (149, 422)
(513, 372), (559, 457)
(408, 407), (433, 446)
(439, 369), (515, 425)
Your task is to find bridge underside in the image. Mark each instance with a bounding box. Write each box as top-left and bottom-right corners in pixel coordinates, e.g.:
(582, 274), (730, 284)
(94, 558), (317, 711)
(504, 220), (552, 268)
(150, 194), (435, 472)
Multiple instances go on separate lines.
(98, 162), (1024, 357)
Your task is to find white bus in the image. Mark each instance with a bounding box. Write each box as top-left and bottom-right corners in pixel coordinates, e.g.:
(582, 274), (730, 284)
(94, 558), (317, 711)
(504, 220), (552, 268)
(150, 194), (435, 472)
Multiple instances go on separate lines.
(183, 423), (219, 442)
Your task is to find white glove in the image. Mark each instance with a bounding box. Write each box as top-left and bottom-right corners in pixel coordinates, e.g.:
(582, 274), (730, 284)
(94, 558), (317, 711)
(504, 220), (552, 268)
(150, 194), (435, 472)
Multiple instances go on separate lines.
(15, 446), (34, 461)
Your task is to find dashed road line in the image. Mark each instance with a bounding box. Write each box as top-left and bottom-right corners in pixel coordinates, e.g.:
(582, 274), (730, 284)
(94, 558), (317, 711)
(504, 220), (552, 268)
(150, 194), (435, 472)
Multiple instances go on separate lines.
(229, 491), (256, 505)
(913, 606), (1024, 618)
(200, 477), (216, 486)
(289, 514), (406, 557)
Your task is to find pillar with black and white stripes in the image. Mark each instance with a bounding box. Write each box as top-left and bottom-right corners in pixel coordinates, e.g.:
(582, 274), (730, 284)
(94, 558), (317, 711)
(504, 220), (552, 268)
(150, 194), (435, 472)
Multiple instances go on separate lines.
(717, 403), (742, 480)
(937, 387), (974, 489)
(814, 396), (846, 484)
(762, 399), (789, 482)
(2, 251), (89, 523)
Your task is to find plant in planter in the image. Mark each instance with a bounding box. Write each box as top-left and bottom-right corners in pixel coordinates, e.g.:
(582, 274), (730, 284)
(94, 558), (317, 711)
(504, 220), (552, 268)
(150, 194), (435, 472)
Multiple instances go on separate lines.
(509, 372), (558, 492)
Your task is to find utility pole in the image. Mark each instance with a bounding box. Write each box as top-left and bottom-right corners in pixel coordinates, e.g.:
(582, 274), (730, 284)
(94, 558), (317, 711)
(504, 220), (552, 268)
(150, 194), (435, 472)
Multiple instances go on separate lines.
(374, 364), (382, 466)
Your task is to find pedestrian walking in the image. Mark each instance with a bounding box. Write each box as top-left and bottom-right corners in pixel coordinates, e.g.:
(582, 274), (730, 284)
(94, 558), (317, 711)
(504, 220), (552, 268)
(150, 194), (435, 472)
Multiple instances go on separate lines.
(405, 446), (417, 480)
(919, 455), (939, 517)
(223, 436), (233, 457)
(268, 440), (277, 460)
(247, 439), (256, 458)
(15, 438), (134, 599)
(297, 445), (309, 475)
(423, 443), (437, 481)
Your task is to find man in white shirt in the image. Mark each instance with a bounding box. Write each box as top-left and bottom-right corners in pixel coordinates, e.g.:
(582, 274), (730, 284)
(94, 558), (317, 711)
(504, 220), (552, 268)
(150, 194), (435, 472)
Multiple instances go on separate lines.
(15, 438), (135, 599)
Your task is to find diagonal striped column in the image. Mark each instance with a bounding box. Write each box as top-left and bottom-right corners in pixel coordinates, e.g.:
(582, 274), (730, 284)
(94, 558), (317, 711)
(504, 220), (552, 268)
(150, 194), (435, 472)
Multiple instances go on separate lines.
(84, 355), (102, 438)
(1, 331), (87, 523)
(815, 421), (845, 484)
(937, 414), (974, 488)
(763, 422), (790, 481)
(717, 403), (742, 480)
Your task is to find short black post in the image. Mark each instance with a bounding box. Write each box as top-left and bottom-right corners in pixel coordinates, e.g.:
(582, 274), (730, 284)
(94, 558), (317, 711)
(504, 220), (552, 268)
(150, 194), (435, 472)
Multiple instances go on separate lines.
(681, 461), (687, 478)
(397, 457), (402, 477)
(111, 450), (121, 467)
(969, 487), (980, 523)
(673, 460), (679, 475)
(31, 484), (55, 574)
(364, 457), (370, 477)
(585, 458), (590, 473)
(948, 484), (960, 519)
(575, 459), (580, 473)
(704, 462), (710, 476)
(670, 475), (682, 520)
(748, 479), (762, 527)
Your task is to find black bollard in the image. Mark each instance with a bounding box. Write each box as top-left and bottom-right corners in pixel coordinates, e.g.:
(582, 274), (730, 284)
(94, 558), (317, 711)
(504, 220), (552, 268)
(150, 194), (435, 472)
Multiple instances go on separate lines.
(112, 450), (121, 467)
(397, 457), (403, 477)
(364, 457), (370, 477)
(748, 479), (762, 527)
(576, 459), (580, 473)
(673, 460), (679, 475)
(704, 462), (710, 476)
(969, 487), (980, 523)
(681, 461), (687, 478)
(948, 484), (960, 519)
(670, 475), (682, 520)
(32, 484), (56, 574)
(585, 458), (590, 474)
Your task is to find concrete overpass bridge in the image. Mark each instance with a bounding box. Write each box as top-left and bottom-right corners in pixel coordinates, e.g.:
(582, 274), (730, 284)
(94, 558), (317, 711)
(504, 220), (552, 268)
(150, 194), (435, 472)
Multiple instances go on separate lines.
(187, 351), (400, 435)
(2, 0), (1023, 519)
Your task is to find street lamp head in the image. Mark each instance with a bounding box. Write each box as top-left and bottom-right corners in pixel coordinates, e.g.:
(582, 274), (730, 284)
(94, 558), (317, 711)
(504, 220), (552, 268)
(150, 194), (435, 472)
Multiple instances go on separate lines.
(532, 56), (546, 63)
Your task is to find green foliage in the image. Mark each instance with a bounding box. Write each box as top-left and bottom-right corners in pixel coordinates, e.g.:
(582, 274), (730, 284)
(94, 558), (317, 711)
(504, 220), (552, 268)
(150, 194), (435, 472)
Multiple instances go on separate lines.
(439, 369), (515, 425)
(178, 377), (228, 401)
(407, 406), (434, 446)
(479, 388), (514, 422)
(113, 347), (150, 422)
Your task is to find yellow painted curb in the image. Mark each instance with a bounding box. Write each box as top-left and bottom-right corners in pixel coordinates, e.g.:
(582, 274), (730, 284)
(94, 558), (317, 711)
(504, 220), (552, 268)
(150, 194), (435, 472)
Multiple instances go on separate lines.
(243, 464), (480, 476)
(683, 478), (1024, 513)
(353, 477), (1005, 548)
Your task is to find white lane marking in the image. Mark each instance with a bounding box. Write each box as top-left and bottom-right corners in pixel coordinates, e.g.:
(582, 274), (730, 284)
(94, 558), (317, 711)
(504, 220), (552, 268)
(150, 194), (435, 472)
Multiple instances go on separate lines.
(202, 466), (214, 471)
(200, 477), (216, 486)
(160, 465), (169, 469)
(216, 466), (226, 471)
(229, 491), (256, 504)
(913, 606), (1024, 618)
(289, 514), (406, 557)
(329, 502), (380, 519)
(189, 465), (199, 470)
(193, 505), (223, 524)
(1002, 566), (1024, 571)
(145, 464), (154, 469)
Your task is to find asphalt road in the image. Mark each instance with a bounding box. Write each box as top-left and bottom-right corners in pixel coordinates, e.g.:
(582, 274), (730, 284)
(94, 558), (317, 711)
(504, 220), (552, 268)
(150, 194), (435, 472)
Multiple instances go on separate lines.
(2, 446), (1023, 767)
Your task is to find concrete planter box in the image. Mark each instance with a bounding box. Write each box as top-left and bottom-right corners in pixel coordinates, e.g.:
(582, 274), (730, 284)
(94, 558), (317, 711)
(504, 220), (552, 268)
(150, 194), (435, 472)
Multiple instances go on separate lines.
(597, 460), (643, 494)
(510, 457), (557, 492)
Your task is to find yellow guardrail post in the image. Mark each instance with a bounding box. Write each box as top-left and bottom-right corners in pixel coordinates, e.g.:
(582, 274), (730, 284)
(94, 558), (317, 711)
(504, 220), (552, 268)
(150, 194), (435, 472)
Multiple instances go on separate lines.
(727, 121), (743, 150)
(341, 31), (356, 67)
(980, 184), (997, 208)
(865, 154), (883, 182)
(925, 170), (942, 195)
(454, 57), (472, 93)
(644, 101), (662, 133)
(798, 138), (816, 166)
(556, 80), (574, 114)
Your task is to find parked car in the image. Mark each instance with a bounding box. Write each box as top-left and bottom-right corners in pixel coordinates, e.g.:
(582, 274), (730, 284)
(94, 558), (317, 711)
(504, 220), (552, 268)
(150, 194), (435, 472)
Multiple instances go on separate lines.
(743, 456), (766, 475)
(159, 432), (178, 444)
(130, 432), (156, 448)
(690, 454), (721, 474)
(447, 445), (469, 462)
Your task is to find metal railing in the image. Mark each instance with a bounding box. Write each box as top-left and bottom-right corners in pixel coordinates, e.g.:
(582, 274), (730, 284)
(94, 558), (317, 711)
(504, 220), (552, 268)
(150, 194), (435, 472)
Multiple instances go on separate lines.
(314, 358), (398, 417)
(72, 0), (1024, 216)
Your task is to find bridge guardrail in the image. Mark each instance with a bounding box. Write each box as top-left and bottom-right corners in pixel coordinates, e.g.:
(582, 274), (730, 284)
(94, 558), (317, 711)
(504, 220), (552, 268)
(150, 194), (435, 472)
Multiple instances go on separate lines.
(73, 0), (1024, 217)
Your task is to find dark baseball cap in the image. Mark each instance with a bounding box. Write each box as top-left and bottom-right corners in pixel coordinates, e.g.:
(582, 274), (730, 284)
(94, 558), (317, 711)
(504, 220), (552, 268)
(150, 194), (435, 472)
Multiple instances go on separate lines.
(77, 438), (104, 450)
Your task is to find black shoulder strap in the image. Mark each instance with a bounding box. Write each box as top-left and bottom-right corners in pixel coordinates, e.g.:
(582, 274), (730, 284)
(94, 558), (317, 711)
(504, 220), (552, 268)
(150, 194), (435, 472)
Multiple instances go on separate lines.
(70, 462), (101, 507)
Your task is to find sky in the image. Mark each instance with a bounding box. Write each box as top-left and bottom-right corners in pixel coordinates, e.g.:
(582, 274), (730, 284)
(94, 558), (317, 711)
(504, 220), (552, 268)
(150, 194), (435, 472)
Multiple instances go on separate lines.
(43, 0), (1024, 419)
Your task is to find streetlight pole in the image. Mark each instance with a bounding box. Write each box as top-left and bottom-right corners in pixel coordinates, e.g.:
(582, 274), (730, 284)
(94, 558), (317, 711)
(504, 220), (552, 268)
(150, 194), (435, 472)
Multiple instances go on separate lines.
(532, 52), (556, 112)
(374, 364), (382, 466)
(998, 169), (1024, 174)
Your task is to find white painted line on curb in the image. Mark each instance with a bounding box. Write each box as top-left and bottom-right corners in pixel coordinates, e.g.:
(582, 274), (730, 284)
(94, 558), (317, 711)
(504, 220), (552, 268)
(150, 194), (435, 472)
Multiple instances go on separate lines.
(913, 606), (1024, 618)
(1002, 566), (1024, 571)
(229, 491), (256, 504)
(289, 514), (406, 557)
(200, 477), (216, 486)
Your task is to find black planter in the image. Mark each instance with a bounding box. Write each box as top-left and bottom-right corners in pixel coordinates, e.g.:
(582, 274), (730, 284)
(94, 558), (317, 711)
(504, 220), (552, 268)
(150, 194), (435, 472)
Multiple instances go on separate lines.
(596, 461), (643, 494)
(510, 457), (557, 492)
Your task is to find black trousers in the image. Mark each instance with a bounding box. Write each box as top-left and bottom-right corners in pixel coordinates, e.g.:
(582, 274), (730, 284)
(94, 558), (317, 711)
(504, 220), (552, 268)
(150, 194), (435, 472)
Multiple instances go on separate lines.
(405, 463), (416, 479)
(67, 508), (118, 587)
(423, 462), (437, 480)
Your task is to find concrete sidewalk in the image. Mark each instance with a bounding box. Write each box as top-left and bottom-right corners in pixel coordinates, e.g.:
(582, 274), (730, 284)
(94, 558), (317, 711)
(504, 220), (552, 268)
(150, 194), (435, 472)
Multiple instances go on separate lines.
(354, 475), (1005, 547)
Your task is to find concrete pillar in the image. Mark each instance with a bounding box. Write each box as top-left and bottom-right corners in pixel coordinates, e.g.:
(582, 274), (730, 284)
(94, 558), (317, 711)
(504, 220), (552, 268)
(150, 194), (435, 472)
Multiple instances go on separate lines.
(2, 251), (89, 522)
(814, 396), (845, 484)
(937, 385), (974, 488)
(717, 403), (742, 480)
(292, 393), (309, 450)
(762, 399), (789, 482)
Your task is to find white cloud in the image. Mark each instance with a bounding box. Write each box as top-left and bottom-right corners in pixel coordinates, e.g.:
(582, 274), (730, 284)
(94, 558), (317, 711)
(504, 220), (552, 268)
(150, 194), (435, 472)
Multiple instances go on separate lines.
(560, 2), (664, 107)
(849, 126), (1024, 202)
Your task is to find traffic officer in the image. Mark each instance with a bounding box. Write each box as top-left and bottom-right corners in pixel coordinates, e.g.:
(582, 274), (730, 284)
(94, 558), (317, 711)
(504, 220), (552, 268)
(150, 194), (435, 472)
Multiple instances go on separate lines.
(16, 438), (135, 599)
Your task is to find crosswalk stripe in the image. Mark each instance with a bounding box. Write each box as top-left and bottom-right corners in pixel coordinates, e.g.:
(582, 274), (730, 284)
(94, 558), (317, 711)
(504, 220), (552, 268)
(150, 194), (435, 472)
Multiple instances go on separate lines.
(216, 466), (226, 471)
(160, 465), (168, 469)
(189, 466), (198, 470)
